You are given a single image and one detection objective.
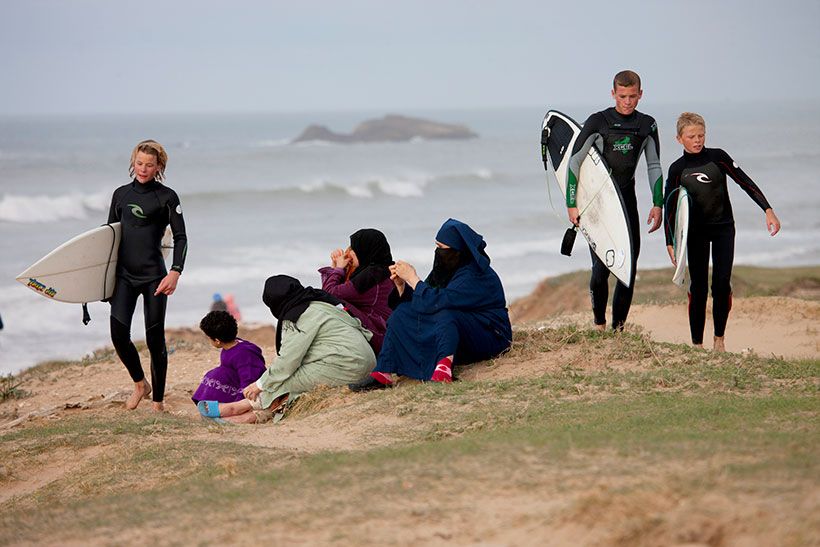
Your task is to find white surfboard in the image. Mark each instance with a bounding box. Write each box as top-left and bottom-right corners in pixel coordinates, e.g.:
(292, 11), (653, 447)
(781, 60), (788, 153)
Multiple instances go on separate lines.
(542, 110), (634, 287)
(672, 187), (690, 286)
(16, 223), (173, 304)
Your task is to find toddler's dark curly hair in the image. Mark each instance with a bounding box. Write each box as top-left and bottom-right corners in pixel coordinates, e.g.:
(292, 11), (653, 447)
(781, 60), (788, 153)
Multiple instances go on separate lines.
(199, 310), (238, 342)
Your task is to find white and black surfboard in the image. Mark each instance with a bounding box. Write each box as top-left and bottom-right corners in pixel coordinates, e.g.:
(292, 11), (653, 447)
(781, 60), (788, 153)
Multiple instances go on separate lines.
(541, 110), (635, 287)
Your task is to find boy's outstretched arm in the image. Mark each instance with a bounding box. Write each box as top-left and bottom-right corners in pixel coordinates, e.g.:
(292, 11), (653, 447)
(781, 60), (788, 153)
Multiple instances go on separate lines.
(716, 149), (779, 236)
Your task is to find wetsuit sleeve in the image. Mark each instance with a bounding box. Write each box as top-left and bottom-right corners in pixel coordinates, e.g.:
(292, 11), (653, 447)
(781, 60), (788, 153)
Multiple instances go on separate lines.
(167, 190), (188, 273)
(643, 120), (664, 207)
(566, 114), (604, 207)
(715, 149), (772, 211)
(663, 161), (683, 246)
(107, 188), (121, 224)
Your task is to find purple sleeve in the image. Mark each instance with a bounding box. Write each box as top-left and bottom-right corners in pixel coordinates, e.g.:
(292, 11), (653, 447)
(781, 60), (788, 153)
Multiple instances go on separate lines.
(318, 266), (372, 307)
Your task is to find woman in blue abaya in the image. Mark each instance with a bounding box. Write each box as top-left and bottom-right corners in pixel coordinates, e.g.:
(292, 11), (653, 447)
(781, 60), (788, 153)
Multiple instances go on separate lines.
(360, 218), (512, 388)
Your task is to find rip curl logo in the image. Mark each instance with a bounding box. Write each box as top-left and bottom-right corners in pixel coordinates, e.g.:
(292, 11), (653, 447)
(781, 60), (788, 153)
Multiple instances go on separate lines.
(612, 136), (633, 155)
(127, 203), (147, 218)
(688, 172), (712, 184)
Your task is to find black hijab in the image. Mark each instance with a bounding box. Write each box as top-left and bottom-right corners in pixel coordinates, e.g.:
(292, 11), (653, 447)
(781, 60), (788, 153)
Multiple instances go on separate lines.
(262, 275), (343, 354)
(348, 228), (393, 293)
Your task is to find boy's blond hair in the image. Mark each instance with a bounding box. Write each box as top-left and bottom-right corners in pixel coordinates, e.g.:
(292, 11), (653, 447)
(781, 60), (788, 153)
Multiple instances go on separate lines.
(613, 70), (641, 90)
(129, 139), (168, 182)
(676, 112), (706, 136)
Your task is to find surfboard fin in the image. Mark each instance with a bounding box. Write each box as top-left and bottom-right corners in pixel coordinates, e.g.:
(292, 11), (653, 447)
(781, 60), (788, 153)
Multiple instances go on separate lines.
(82, 303), (91, 325)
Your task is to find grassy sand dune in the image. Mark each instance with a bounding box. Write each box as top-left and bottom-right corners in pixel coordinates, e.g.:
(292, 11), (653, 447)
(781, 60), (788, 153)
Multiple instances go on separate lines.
(1, 267), (818, 545)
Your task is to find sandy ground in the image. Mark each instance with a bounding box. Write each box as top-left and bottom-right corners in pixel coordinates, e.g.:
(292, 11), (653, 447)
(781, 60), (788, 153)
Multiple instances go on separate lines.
(629, 296), (819, 359)
(1, 288), (818, 545)
(2, 294), (817, 437)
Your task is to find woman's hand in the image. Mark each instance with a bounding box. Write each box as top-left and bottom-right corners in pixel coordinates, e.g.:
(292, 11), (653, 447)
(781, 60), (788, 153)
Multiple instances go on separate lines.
(154, 270), (180, 296)
(389, 264), (406, 295)
(765, 209), (781, 236)
(393, 260), (420, 289)
(666, 245), (677, 266)
(243, 383), (262, 401)
(330, 248), (349, 269)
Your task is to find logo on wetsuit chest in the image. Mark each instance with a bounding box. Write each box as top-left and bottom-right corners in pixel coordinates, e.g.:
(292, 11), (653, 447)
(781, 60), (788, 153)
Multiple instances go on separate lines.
(127, 204), (147, 218)
(687, 172), (712, 184)
(612, 136), (633, 155)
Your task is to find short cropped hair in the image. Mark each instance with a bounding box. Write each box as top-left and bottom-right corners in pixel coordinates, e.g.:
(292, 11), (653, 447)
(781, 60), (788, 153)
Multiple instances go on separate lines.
(129, 139), (168, 182)
(613, 70), (641, 90)
(199, 310), (238, 342)
(676, 112), (706, 136)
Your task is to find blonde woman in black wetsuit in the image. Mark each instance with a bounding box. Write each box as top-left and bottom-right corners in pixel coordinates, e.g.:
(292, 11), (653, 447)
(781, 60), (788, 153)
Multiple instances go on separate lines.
(664, 113), (780, 352)
(107, 140), (188, 410)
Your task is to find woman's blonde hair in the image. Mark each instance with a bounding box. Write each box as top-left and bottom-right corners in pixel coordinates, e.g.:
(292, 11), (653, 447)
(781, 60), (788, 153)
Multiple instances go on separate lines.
(676, 112), (706, 136)
(129, 140), (168, 182)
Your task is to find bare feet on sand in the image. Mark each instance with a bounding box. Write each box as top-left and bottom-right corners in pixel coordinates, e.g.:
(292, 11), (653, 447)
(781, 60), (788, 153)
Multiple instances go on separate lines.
(151, 401), (165, 412)
(125, 379), (152, 410)
(713, 336), (726, 352)
(694, 343), (704, 349)
(594, 323), (606, 332)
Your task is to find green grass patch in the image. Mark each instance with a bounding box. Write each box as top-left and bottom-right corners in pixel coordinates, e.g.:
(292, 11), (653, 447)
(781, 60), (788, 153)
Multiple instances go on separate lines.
(1, 391), (816, 545)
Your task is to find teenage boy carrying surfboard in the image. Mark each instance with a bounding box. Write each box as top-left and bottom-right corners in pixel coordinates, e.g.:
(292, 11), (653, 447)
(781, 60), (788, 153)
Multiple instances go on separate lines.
(566, 70), (664, 331)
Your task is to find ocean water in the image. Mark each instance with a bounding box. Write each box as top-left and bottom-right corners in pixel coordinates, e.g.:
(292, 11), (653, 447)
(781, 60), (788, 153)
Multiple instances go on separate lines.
(1, 103), (818, 374)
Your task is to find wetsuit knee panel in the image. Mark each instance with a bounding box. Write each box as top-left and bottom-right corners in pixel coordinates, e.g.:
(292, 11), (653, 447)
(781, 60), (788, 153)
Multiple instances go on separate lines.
(110, 316), (132, 345)
(145, 323), (166, 350)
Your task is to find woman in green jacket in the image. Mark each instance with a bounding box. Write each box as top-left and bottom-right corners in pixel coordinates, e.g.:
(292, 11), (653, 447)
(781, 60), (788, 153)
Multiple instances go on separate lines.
(197, 275), (376, 424)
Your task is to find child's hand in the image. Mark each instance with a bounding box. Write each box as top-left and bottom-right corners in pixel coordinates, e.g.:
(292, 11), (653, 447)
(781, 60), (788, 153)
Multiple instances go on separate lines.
(765, 209), (781, 236)
(243, 383), (262, 401)
(666, 245), (677, 266)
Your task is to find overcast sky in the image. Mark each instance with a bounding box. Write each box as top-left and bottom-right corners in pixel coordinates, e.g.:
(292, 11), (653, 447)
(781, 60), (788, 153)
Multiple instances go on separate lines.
(1, 0), (818, 115)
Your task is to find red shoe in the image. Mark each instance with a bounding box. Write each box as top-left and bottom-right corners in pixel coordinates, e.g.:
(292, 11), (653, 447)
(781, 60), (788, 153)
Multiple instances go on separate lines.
(370, 371), (394, 386)
(430, 360), (453, 383)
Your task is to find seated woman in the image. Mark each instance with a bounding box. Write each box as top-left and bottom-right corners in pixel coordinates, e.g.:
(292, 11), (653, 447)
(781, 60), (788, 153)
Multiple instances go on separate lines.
(192, 310), (266, 405)
(364, 218), (512, 388)
(197, 275), (376, 424)
(318, 228), (394, 354)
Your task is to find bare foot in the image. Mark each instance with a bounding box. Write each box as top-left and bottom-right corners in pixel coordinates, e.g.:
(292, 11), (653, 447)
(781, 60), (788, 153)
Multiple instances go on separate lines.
(125, 380), (151, 410)
(593, 323), (606, 332)
(151, 401), (165, 412)
(693, 343), (704, 349)
(713, 336), (726, 352)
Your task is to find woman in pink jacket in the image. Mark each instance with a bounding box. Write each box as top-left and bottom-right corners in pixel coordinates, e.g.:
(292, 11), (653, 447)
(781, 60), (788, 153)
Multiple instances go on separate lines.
(319, 228), (393, 355)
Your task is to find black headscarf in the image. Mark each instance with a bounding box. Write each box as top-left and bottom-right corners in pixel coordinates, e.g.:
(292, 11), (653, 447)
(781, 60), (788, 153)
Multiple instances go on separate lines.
(348, 228), (393, 293)
(262, 275), (343, 354)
